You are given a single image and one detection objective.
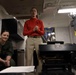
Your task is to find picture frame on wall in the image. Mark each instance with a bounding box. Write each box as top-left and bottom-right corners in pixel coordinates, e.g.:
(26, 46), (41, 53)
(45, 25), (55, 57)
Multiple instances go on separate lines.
(42, 27), (56, 43)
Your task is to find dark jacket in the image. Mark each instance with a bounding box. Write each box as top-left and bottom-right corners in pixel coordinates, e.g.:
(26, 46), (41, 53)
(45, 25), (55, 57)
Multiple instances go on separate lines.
(0, 41), (14, 59)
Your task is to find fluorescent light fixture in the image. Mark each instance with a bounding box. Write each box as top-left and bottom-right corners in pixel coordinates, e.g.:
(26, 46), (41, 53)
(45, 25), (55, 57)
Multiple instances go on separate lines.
(58, 8), (76, 13)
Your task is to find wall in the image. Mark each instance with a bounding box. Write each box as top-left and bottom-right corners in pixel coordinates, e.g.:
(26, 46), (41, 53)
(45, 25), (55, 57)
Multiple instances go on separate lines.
(17, 20), (24, 39)
(39, 7), (72, 27)
(38, 7), (74, 44)
(55, 27), (71, 43)
(69, 25), (76, 43)
(69, 25), (74, 44)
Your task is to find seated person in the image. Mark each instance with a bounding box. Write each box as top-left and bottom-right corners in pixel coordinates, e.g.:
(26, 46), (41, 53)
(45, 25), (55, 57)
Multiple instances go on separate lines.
(0, 30), (15, 70)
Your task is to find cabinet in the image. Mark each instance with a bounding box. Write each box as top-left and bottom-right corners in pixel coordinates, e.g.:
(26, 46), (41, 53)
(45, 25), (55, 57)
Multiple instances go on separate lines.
(39, 44), (76, 75)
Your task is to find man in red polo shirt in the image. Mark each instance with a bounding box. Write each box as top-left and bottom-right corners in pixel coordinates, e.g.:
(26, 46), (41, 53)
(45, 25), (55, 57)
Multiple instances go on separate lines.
(23, 7), (45, 72)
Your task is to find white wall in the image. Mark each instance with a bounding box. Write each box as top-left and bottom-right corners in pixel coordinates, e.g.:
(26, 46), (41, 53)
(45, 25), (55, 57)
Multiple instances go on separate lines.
(55, 27), (71, 43)
(16, 36), (27, 50)
(39, 7), (72, 27)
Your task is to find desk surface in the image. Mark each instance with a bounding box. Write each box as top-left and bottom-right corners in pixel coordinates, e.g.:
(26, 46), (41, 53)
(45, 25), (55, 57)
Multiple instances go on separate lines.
(39, 44), (76, 51)
(0, 66), (35, 73)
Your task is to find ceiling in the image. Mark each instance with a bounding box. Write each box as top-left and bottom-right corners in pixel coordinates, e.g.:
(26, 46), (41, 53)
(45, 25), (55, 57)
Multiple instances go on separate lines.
(0, 0), (76, 19)
(0, 0), (44, 19)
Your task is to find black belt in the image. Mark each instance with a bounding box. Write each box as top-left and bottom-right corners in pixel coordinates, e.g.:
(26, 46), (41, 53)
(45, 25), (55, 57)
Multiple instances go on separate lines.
(28, 36), (41, 38)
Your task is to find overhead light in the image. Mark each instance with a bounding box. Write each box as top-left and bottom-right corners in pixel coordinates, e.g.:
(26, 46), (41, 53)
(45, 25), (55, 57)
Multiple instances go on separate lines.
(58, 8), (76, 14)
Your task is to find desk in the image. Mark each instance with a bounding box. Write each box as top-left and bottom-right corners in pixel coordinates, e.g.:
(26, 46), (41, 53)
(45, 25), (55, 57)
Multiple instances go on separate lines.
(39, 44), (76, 59)
(39, 44), (76, 75)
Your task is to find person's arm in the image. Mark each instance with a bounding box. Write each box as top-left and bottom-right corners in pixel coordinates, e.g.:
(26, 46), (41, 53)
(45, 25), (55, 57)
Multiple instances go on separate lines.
(5, 56), (11, 66)
(36, 20), (45, 35)
(5, 41), (14, 66)
(6, 41), (14, 56)
(0, 58), (5, 63)
(0, 57), (10, 67)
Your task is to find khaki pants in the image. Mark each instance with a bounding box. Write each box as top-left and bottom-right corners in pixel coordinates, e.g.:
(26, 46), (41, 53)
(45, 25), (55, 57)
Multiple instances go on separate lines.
(26, 37), (43, 72)
(25, 37), (43, 66)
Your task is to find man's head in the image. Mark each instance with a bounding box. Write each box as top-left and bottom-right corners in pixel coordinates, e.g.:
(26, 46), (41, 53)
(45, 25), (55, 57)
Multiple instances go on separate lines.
(30, 7), (38, 18)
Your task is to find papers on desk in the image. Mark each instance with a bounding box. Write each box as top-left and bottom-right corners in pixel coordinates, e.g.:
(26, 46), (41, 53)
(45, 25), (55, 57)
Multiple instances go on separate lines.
(0, 66), (35, 73)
